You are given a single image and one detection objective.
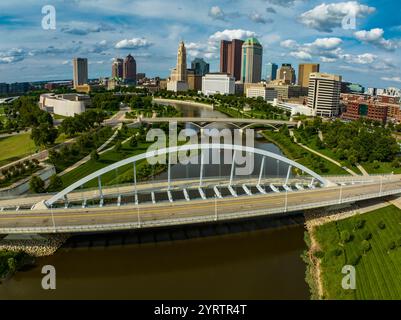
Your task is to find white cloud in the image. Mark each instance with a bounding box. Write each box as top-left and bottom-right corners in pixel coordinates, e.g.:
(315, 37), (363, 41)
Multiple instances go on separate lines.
(115, 38), (153, 49)
(208, 6), (226, 21)
(280, 39), (298, 49)
(0, 48), (28, 64)
(289, 51), (312, 60)
(381, 76), (401, 83)
(299, 1), (375, 32)
(60, 21), (115, 35)
(354, 28), (399, 51)
(309, 37), (343, 50)
(209, 29), (256, 42)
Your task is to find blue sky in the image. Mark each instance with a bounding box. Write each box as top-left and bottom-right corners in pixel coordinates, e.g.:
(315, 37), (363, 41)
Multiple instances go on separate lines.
(0, 0), (400, 89)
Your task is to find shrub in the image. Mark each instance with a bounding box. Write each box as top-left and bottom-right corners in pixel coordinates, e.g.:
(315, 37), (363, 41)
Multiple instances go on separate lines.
(314, 251), (325, 259)
(90, 150), (99, 161)
(361, 230), (372, 241)
(340, 230), (352, 243)
(396, 238), (401, 247)
(354, 219), (365, 230)
(348, 254), (362, 266)
(330, 248), (343, 257)
(29, 175), (45, 193)
(388, 241), (396, 251)
(378, 221), (386, 230)
(361, 240), (371, 254)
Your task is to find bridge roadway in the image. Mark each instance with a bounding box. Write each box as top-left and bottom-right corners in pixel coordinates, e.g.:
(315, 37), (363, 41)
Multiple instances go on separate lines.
(0, 176), (400, 234)
(127, 117), (296, 128)
(0, 175), (388, 209)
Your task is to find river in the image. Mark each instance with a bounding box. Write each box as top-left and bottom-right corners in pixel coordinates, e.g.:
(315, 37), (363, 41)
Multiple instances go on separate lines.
(0, 101), (309, 300)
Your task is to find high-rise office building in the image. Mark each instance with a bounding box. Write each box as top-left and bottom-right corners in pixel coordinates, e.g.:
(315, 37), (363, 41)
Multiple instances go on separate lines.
(123, 54), (137, 84)
(266, 63), (278, 82)
(73, 58), (88, 88)
(298, 63), (320, 88)
(191, 58), (210, 76)
(307, 72), (342, 117)
(277, 64), (296, 85)
(241, 37), (263, 84)
(112, 58), (124, 78)
(220, 39), (244, 81)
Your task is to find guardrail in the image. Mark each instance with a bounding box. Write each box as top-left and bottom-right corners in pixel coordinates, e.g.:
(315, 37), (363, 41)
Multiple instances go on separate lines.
(1, 187), (400, 234)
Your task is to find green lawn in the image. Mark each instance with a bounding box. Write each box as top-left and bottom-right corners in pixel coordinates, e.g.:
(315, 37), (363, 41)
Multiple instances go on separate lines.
(314, 205), (401, 300)
(0, 133), (37, 167)
(61, 140), (152, 188)
(262, 131), (350, 176)
(361, 161), (401, 175)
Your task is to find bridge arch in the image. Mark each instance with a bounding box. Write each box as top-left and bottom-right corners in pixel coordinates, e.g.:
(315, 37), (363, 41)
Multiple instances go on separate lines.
(44, 144), (331, 208)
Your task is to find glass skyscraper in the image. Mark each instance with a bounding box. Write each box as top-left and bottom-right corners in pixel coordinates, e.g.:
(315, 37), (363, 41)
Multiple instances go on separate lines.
(266, 62), (278, 82)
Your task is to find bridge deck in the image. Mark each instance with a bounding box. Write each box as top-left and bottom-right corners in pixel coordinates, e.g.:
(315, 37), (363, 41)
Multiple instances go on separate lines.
(0, 178), (400, 234)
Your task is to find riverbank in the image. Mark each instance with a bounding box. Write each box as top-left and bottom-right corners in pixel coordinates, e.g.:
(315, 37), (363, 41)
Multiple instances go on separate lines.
(0, 234), (69, 257)
(304, 199), (401, 299)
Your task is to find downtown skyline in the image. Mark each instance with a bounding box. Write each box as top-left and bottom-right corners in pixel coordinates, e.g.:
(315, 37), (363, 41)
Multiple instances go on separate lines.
(0, 0), (400, 89)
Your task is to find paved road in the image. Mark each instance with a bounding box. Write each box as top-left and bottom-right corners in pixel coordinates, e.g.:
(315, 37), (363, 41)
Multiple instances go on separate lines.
(0, 178), (400, 232)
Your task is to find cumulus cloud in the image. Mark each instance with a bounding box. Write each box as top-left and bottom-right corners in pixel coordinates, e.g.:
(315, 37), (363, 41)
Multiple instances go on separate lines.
(115, 38), (152, 49)
(266, 7), (277, 14)
(381, 76), (401, 83)
(209, 29), (256, 42)
(0, 48), (28, 64)
(289, 51), (312, 60)
(266, 0), (300, 6)
(60, 21), (115, 35)
(299, 1), (375, 32)
(354, 28), (399, 51)
(208, 6), (226, 21)
(309, 37), (343, 50)
(249, 13), (273, 24)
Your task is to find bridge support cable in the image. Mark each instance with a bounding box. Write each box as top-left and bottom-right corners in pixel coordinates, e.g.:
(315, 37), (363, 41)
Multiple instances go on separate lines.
(168, 152), (171, 190)
(242, 184), (252, 196)
(309, 178), (315, 189)
(228, 185), (238, 197)
(183, 188), (190, 201)
(285, 165), (292, 186)
(256, 184), (266, 194)
(63, 195), (68, 209)
(98, 176), (103, 200)
(230, 150), (236, 186)
(133, 162), (138, 203)
(151, 192), (156, 204)
(258, 156), (266, 186)
(199, 149), (205, 187)
(213, 186), (222, 199)
(167, 190), (173, 203)
(276, 159), (280, 177)
(198, 187), (207, 200)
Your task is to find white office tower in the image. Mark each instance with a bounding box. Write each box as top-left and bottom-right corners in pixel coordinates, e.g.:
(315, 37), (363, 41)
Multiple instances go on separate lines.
(307, 73), (342, 117)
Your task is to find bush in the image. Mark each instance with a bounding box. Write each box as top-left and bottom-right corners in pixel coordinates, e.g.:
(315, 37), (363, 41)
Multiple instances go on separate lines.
(378, 221), (386, 230)
(330, 248), (343, 257)
(354, 219), (365, 230)
(47, 174), (63, 192)
(361, 230), (372, 241)
(348, 254), (362, 266)
(90, 150), (99, 161)
(361, 240), (371, 254)
(388, 241), (396, 251)
(314, 251), (325, 259)
(29, 175), (45, 193)
(340, 230), (352, 243)
(396, 238), (401, 247)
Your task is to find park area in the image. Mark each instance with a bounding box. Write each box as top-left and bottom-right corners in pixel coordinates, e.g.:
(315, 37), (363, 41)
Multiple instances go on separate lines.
(312, 205), (401, 299)
(0, 133), (36, 167)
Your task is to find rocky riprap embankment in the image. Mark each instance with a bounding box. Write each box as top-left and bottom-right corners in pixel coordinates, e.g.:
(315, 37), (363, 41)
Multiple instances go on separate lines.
(0, 234), (69, 257)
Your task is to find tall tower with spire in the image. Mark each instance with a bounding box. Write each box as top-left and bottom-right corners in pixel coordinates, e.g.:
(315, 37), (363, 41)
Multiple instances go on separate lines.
(167, 41), (189, 92)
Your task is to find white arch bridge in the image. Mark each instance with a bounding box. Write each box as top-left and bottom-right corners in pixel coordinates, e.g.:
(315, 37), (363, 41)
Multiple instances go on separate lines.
(0, 144), (401, 234)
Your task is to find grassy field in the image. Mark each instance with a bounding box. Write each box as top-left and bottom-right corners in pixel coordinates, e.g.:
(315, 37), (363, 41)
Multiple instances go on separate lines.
(61, 140), (152, 188)
(361, 161), (401, 175)
(314, 205), (401, 299)
(262, 131), (349, 176)
(0, 133), (37, 167)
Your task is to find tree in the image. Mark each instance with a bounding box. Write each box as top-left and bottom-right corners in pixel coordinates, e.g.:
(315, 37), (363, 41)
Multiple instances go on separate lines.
(90, 150), (99, 161)
(114, 141), (122, 152)
(31, 123), (58, 147)
(29, 175), (45, 193)
(130, 136), (138, 148)
(47, 174), (63, 192)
